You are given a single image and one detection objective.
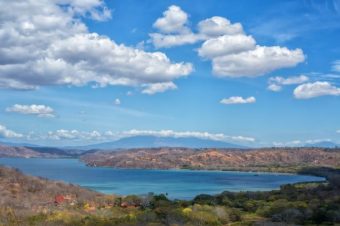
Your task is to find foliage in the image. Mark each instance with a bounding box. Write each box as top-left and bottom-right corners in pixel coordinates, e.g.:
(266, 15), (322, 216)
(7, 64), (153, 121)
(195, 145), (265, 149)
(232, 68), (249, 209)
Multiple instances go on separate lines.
(1, 166), (340, 225)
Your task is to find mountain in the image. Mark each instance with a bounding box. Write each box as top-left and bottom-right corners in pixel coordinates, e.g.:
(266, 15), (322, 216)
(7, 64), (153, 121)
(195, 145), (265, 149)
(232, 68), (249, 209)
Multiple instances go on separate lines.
(0, 140), (41, 147)
(73, 135), (247, 150)
(305, 141), (339, 148)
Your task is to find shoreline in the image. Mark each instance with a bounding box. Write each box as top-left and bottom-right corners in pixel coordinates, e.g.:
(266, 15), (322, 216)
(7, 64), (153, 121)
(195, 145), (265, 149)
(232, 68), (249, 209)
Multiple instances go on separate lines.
(1, 155), (330, 178)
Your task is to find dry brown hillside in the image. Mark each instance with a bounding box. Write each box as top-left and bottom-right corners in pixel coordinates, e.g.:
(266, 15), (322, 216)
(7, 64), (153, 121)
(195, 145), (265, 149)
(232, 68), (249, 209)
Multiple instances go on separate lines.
(81, 147), (340, 172)
(0, 166), (111, 217)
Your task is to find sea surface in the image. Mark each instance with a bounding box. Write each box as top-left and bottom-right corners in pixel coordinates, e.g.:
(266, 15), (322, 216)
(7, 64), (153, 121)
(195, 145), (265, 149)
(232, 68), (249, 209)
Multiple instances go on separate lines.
(0, 158), (325, 200)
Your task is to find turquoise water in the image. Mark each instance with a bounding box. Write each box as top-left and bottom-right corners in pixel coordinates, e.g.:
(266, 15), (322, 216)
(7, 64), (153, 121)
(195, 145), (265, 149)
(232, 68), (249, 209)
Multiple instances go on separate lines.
(0, 158), (324, 200)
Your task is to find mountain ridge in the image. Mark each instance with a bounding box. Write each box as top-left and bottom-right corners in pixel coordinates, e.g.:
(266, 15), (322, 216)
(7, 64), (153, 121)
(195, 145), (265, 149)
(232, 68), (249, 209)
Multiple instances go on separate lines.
(70, 135), (247, 150)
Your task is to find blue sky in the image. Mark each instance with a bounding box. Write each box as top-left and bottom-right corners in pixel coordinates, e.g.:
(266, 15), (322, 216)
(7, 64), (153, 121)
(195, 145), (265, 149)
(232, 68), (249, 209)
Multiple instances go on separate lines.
(0, 0), (340, 146)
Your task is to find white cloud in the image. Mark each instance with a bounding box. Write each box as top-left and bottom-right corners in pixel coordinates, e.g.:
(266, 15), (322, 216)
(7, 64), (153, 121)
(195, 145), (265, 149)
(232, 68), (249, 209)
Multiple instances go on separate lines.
(273, 138), (333, 147)
(305, 138), (332, 144)
(332, 60), (340, 72)
(114, 98), (121, 105)
(149, 6), (304, 77)
(212, 46), (304, 77)
(55, 0), (112, 21)
(337, 130), (340, 133)
(149, 32), (201, 48)
(294, 81), (340, 99)
(267, 75), (309, 92)
(153, 5), (189, 34)
(0, 1), (193, 93)
(269, 75), (309, 85)
(272, 140), (302, 147)
(120, 129), (255, 143)
(47, 129), (101, 140)
(267, 83), (282, 92)
(45, 129), (255, 143)
(198, 34), (256, 59)
(6, 104), (55, 117)
(197, 16), (244, 37)
(0, 124), (23, 138)
(220, 96), (256, 105)
(141, 82), (177, 95)
(149, 5), (201, 48)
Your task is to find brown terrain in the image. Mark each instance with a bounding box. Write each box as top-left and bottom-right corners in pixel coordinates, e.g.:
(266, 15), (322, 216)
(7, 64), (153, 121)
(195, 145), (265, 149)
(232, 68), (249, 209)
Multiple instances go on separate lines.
(0, 145), (55, 158)
(0, 144), (76, 158)
(81, 147), (340, 172)
(0, 166), (111, 216)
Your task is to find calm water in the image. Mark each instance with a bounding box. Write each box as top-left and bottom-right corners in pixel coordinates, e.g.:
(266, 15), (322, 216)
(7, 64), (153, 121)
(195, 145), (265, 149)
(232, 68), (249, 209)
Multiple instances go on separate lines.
(0, 158), (324, 200)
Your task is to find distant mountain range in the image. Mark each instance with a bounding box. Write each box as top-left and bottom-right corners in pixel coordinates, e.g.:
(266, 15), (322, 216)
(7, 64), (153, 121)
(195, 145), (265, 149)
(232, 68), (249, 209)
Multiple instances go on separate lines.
(1, 136), (339, 155)
(71, 135), (247, 150)
(305, 141), (339, 148)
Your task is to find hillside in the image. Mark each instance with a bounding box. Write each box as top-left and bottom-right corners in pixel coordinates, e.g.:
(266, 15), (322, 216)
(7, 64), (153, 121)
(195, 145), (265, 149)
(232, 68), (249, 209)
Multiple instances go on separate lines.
(1, 166), (340, 225)
(0, 166), (107, 216)
(0, 144), (76, 158)
(0, 145), (62, 158)
(81, 147), (340, 172)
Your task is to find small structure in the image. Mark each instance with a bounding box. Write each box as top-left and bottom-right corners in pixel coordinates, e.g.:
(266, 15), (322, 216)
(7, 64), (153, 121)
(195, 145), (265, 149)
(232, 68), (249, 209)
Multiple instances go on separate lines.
(120, 202), (129, 208)
(54, 195), (65, 205)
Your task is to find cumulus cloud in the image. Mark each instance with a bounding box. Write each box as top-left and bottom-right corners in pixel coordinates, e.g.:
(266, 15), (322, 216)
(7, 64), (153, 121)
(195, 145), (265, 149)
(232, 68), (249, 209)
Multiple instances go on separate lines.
(212, 46), (304, 77)
(294, 81), (340, 99)
(0, 124), (23, 138)
(0, 1), (192, 92)
(149, 33), (201, 48)
(153, 5), (189, 34)
(6, 104), (55, 117)
(220, 96), (256, 105)
(150, 15), (246, 49)
(267, 75), (309, 92)
(197, 16), (244, 37)
(267, 84), (282, 92)
(44, 129), (255, 143)
(198, 34), (256, 59)
(141, 82), (177, 95)
(150, 6), (304, 77)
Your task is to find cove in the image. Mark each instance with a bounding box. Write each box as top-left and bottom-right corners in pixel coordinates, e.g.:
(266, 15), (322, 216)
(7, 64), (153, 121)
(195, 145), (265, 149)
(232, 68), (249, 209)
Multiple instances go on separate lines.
(0, 158), (325, 200)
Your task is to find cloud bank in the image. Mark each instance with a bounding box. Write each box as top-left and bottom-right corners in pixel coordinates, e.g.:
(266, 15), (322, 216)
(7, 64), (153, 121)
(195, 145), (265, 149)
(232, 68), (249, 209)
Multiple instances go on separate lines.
(6, 104), (55, 117)
(150, 5), (305, 77)
(0, 1), (192, 93)
(26, 129), (255, 144)
(0, 124), (23, 138)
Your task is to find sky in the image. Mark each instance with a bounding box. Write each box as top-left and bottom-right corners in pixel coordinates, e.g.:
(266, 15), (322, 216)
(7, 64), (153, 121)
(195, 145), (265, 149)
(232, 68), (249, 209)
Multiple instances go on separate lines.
(0, 0), (340, 147)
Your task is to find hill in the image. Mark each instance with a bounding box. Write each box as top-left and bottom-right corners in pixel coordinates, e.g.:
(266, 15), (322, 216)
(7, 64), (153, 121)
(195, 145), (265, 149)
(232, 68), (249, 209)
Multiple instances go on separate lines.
(74, 135), (246, 150)
(81, 147), (340, 172)
(1, 165), (340, 225)
(0, 144), (76, 158)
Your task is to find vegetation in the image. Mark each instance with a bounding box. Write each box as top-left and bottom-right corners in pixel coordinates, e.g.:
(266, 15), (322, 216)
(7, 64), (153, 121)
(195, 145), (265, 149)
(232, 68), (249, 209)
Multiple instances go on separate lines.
(82, 147), (340, 172)
(0, 166), (340, 225)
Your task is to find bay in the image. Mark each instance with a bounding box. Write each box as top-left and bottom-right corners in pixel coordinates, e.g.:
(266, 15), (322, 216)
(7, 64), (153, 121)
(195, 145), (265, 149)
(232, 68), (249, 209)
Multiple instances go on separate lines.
(0, 158), (325, 200)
